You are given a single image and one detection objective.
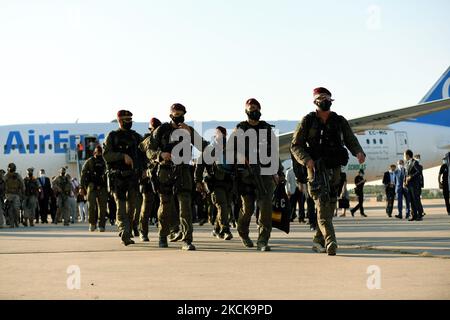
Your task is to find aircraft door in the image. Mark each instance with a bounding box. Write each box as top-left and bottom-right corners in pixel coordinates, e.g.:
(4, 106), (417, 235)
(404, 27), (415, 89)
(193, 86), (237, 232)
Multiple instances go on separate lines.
(395, 131), (409, 155)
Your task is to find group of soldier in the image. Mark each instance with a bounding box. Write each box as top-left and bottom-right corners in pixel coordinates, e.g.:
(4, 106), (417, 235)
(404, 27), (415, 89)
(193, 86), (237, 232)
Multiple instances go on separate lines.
(93, 86), (366, 256)
(1, 87), (368, 256)
(0, 164), (86, 228)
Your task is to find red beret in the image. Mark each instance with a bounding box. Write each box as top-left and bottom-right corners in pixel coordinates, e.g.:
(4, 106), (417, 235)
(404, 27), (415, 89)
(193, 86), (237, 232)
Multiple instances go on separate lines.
(170, 103), (186, 113)
(313, 87), (333, 100)
(149, 117), (162, 129)
(117, 110), (133, 118)
(245, 98), (261, 109)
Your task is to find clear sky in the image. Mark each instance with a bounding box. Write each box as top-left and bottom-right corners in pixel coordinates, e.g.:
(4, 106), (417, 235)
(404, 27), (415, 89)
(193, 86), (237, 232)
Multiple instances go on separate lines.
(0, 0), (449, 187)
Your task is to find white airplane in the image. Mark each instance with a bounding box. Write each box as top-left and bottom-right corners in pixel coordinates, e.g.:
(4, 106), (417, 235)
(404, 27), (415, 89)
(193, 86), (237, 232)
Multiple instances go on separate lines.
(1, 67), (449, 182)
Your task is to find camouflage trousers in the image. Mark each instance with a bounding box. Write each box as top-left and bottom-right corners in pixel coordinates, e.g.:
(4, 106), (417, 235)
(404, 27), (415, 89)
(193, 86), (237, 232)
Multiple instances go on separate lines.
(307, 165), (340, 248)
(87, 186), (108, 228)
(237, 175), (276, 246)
(158, 192), (192, 242)
(57, 195), (71, 224)
(139, 190), (157, 237)
(211, 187), (232, 234)
(23, 195), (38, 225)
(6, 194), (21, 227)
(113, 187), (138, 241)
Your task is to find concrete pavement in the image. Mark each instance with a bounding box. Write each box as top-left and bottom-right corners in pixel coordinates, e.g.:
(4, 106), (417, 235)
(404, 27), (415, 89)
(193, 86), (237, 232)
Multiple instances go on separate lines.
(0, 201), (449, 300)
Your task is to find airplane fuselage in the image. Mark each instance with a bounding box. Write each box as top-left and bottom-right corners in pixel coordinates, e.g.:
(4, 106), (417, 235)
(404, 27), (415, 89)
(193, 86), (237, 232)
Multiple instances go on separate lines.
(0, 121), (448, 183)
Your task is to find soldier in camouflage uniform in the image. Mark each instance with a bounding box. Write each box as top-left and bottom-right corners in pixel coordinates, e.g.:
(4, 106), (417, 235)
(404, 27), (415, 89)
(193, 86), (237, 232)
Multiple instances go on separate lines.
(138, 117), (162, 242)
(103, 110), (145, 246)
(140, 103), (209, 250)
(232, 99), (284, 252)
(291, 87), (365, 256)
(195, 126), (234, 240)
(4, 163), (25, 228)
(23, 168), (40, 227)
(0, 169), (6, 227)
(52, 167), (73, 226)
(80, 145), (108, 232)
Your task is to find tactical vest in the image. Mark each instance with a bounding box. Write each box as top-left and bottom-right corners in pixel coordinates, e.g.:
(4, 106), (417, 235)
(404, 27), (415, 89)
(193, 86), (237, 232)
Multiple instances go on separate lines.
(91, 157), (107, 187)
(235, 120), (274, 168)
(0, 178), (6, 198)
(24, 177), (39, 196)
(5, 173), (22, 194)
(58, 176), (72, 194)
(157, 123), (194, 153)
(108, 129), (142, 171)
(303, 111), (349, 168)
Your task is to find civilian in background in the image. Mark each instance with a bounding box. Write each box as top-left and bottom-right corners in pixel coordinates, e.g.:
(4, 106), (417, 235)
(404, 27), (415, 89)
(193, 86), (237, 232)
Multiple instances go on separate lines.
(438, 154), (450, 215)
(350, 169), (367, 217)
(383, 164), (397, 218)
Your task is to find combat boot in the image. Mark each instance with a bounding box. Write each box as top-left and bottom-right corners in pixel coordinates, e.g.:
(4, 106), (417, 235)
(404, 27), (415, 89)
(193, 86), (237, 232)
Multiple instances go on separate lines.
(181, 241), (196, 251)
(211, 229), (221, 239)
(312, 240), (326, 253)
(257, 243), (271, 252)
(326, 241), (338, 256)
(140, 234), (149, 242)
(240, 236), (254, 248)
(122, 238), (135, 246)
(159, 236), (168, 248)
(222, 232), (233, 241)
(169, 231), (183, 242)
(89, 224), (96, 232)
(99, 227), (105, 232)
(29, 219), (34, 227)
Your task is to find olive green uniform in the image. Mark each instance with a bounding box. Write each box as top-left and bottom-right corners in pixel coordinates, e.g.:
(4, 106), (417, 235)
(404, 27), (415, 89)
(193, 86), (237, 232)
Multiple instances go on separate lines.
(140, 123), (208, 244)
(23, 176), (40, 226)
(81, 155), (108, 229)
(4, 172), (25, 228)
(0, 176), (5, 227)
(52, 174), (72, 225)
(138, 131), (161, 239)
(195, 152), (234, 236)
(103, 128), (144, 243)
(291, 111), (364, 250)
(232, 120), (281, 248)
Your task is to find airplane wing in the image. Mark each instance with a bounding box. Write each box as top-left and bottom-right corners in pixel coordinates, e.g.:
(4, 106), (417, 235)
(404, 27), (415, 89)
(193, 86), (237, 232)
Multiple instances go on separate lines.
(278, 98), (450, 161)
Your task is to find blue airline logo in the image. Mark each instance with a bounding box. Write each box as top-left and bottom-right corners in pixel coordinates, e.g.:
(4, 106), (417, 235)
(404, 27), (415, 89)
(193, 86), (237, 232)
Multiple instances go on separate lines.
(3, 130), (105, 155)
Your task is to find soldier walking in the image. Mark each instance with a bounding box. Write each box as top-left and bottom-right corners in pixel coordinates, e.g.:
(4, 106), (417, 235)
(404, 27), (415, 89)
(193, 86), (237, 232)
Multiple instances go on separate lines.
(103, 110), (145, 246)
(80, 145), (108, 232)
(291, 87), (365, 256)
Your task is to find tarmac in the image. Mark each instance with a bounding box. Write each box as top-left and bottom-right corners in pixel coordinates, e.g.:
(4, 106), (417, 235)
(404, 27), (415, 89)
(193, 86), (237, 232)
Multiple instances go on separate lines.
(1, 200), (449, 300)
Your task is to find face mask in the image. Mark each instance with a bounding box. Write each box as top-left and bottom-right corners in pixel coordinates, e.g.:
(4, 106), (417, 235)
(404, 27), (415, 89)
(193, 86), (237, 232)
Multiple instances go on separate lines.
(121, 120), (133, 130)
(246, 110), (261, 121)
(170, 115), (185, 125)
(318, 100), (332, 111)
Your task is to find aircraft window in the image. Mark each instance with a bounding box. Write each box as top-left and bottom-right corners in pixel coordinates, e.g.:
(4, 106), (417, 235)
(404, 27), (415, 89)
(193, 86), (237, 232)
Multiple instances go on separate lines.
(11, 145), (16, 150)
(48, 144), (53, 150)
(63, 143), (67, 150)
(379, 139), (383, 144)
(366, 139), (370, 144)
(26, 144), (29, 150)
(373, 139), (377, 144)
